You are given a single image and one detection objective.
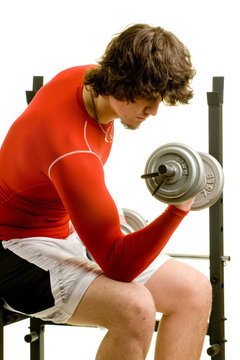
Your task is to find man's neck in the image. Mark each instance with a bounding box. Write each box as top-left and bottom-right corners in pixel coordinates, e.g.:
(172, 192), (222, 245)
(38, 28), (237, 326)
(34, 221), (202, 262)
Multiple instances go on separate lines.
(82, 86), (117, 124)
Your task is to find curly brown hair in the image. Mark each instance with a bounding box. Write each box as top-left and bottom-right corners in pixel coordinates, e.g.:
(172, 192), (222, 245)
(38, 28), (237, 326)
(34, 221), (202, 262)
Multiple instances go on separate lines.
(84, 24), (196, 105)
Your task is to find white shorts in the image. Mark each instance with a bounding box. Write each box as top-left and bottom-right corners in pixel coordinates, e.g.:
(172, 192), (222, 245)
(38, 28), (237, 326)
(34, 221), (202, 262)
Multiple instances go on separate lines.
(1, 233), (170, 324)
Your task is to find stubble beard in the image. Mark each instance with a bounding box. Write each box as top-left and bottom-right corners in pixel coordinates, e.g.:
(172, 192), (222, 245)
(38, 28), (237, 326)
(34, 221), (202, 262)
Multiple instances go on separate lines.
(120, 120), (140, 131)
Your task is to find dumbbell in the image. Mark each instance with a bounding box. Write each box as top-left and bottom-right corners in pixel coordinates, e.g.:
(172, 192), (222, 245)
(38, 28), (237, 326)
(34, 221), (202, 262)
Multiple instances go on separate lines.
(120, 208), (147, 234)
(141, 143), (224, 210)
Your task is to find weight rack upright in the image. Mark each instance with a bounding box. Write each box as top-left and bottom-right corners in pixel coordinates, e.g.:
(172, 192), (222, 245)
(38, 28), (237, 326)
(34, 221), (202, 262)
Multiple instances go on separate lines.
(207, 77), (226, 359)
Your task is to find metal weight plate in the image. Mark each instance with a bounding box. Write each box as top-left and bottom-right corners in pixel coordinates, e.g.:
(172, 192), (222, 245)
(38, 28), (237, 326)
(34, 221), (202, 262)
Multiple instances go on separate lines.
(122, 208), (147, 231)
(143, 143), (205, 204)
(120, 222), (135, 235)
(191, 152), (224, 210)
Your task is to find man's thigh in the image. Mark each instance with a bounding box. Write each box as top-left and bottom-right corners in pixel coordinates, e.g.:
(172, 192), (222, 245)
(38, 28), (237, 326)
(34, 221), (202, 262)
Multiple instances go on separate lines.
(66, 274), (154, 329)
(66, 253), (173, 328)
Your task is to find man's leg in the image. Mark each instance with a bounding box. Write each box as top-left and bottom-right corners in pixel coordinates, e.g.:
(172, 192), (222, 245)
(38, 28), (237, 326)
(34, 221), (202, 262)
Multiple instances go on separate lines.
(144, 259), (212, 360)
(67, 274), (156, 360)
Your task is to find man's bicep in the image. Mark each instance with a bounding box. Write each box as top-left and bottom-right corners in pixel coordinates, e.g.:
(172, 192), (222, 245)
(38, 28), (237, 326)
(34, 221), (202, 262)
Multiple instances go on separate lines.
(50, 152), (122, 259)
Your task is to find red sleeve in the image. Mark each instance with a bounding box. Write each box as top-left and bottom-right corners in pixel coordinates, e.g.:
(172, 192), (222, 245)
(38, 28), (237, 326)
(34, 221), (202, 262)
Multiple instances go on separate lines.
(50, 152), (188, 282)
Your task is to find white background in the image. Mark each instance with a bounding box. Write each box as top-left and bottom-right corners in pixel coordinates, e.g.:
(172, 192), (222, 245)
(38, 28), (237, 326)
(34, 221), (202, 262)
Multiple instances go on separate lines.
(1, 0), (239, 359)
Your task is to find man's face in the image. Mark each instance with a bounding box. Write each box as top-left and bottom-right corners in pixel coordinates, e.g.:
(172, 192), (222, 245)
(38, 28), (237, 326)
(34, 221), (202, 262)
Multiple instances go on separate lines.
(109, 96), (162, 130)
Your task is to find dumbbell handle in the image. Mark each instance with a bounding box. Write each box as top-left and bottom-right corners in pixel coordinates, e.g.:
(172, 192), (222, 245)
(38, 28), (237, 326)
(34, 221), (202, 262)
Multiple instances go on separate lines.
(141, 172), (159, 179)
(151, 179), (164, 196)
(158, 164), (175, 177)
(141, 164), (176, 196)
(141, 164), (175, 179)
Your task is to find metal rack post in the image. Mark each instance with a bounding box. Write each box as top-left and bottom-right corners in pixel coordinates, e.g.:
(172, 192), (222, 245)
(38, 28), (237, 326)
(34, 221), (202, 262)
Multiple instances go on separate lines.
(0, 304), (4, 360)
(207, 77), (226, 359)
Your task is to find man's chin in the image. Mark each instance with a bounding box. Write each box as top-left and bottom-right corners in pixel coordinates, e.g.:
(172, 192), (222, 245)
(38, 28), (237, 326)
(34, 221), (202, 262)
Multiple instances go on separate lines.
(120, 120), (140, 130)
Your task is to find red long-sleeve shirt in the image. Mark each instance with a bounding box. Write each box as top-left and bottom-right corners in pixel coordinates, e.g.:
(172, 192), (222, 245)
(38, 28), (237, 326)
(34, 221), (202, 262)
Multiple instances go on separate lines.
(0, 65), (188, 281)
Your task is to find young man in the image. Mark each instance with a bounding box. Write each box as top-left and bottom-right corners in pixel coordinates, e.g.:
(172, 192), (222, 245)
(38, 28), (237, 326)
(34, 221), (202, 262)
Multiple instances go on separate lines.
(0, 24), (212, 359)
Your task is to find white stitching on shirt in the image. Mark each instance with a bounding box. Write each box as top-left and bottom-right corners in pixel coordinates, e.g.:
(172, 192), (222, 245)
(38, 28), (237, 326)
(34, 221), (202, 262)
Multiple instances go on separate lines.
(48, 121), (104, 179)
(84, 121), (91, 151)
(48, 151), (103, 179)
(48, 121), (103, 179)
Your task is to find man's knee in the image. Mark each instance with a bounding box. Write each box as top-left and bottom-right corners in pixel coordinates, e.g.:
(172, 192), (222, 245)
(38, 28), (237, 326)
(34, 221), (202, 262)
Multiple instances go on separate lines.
(181, 270), (212, 313)
(114, 283), (156, 336)
(145, 259), (212, 316)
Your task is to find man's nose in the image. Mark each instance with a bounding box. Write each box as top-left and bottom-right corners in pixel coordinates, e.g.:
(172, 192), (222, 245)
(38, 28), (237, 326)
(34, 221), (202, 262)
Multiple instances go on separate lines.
(144, 102), (160, 116)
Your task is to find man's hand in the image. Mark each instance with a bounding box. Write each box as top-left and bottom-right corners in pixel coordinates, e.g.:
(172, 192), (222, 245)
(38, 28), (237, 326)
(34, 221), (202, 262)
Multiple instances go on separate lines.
(174, 197), (196, 212)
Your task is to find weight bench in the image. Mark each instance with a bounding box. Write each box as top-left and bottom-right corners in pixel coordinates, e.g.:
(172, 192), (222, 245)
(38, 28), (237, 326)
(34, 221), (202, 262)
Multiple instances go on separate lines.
(0, 76), (229, 359)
